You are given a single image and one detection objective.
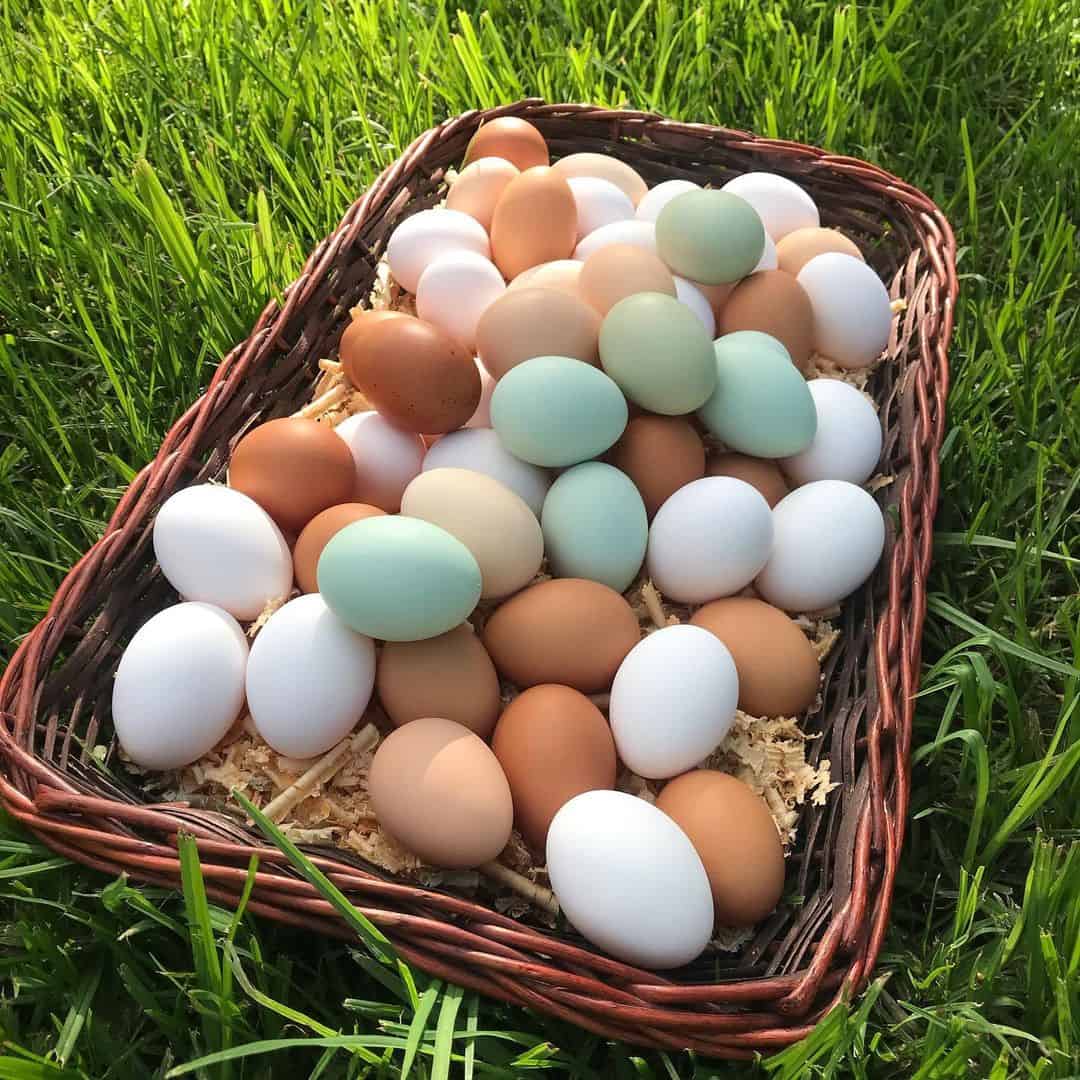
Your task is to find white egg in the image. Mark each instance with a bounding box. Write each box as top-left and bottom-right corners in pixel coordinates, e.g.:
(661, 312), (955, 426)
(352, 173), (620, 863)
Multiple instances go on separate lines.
(573, 220), (656, 261)
(797, 253), (893, 369)
(756, 480), (885, 611)
(782, 380), (882, 486)
(153, 485), (292, 621)
(647, 477), (774, 603)
(112, 602), (248, 769)
(753, 231), (778, 271)
(246, 594), (375, 759)
(635, 179), (700, 223)
(422, 427), (551, 516)
(334, 411), (425, 512)
(416, 250), (506, 350)
(385, 208), (491, 294)
(720, 172), (819, 240)
(566, 176), (635, 242)
(464, 359), (496, 428)
(610, 625), (738, 779)
(546, 790), (714, 969)
(672, 276), (716, 337)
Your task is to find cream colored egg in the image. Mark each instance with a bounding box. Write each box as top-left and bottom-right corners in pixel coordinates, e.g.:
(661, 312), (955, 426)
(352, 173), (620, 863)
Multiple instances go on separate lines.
(552, 153), (648, 205)
(508, 259), (583, 297)
(446, 157), (520, 230)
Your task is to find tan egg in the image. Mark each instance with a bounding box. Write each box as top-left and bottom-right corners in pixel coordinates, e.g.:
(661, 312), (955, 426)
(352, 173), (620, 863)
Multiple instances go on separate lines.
(552, 153), (648, 206)
(690, 596), (820, 716)
(464, 117), (550, 172)
(483, 578), (640, 692)
(377, 624), (500, 738)
(509, 259), (583, 297)
(475, 287), (600, 380)
(776, 227), (864, 277)
(490, 167), (577, 279)
(293, 503), (385, 593)
(579, 245), (676, 316)
(608, 416), (705, 518)
(446, 157), (520, 231)
(492, 685), (616, 849)
(718, 270), (816, 373)
(692, 279), (734, 317)
(656, 770), (785, 925)
(707, 452), (790, 508)
(369, 717), (512, 868)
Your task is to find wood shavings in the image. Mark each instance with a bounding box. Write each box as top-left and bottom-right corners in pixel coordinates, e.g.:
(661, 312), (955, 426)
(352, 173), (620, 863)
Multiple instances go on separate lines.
(247, 593), (291, 638)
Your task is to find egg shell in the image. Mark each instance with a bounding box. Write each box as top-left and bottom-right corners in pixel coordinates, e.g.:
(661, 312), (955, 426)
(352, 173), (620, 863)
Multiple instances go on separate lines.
(369, 717), (513, 868)
(317, 515), (482, 641)
(153, 485), (292, 621)
(491, 356), (627, 468)
(567, 176), (635, 241)
(464, 117), (549, 171)
(691, 279), (735, 318)
(782, 379), (882, 486)
(796, 253), (892, 369)
(385, 208), (491, 294)
(635, 179), (700, 223)
(377, 624), (500, 738)
(293, 503), (386, 593)
(546, 789), (714, 969)
(333, 411), (426, 512)
(608, 416), (705, 519)
(776, 226), (864, 277)
(573, 219), (656, 261)
(493, 685), (617, 849)
(507, 259), (583, 297)
(656, 771), (785, 924)
(718, 270), (815, 374)
(647, 477), (774, 604)
(112, 602), (248, 769)
(476, 287), (600, 381)
(422, 427), (551, 517)
(757, 480), (885, 611)
(672, 276), (716, 337)
(720, 172), (820, 241)
(542, 462), (647, 593)
(416, 251), (506, 351)
(706, 452), (790, 508)
(401, 468), (543, 600)
(579, 244), (675, 316)
(464, 360), (496, 428)
(655, 190), (765, 284)
(690, 597), (820, 716)
(552, 153), (648, 206)
(445, 157), (520, 230)
(599, 292), (716, 415)
(490, 167), (577, 280)
(482, 578), (640, 692)
(754, 231), (779, 271)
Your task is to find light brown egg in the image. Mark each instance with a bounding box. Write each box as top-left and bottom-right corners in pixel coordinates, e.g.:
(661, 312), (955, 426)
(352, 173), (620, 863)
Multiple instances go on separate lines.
(377, 625), (501, 738)
(483, 578), (640, 692)
(718, 270), (816, 373)
(464, 117), (550, 172)
(475, 287), (600, 380)
(706, 452), (790, 508)
(492, 685), (616, 849)
(690, 597), (820, 716)
(509, 260), (583, 297)
(776, 227), (865, 277)
(490, 167), (578, 279)
(446, 157), (520, 231)
(229, 418), (356, 533)
(339, 311), (480, 433)
(608, 416), (705, 518)
(368, 717), (512, 868)
(579, 244), (676, 316)
(293, 503), (385, 593)
(656, 770), (785, 925)
(551, 153), (648, 206)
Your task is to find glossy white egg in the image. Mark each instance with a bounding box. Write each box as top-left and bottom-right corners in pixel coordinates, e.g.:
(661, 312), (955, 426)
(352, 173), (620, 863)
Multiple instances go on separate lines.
(782, 379), (882, 486)
(720, 172), (819, 240)
(464, 359), (496, 428)
(566, 176), (635, 241)
(416, 250), (506, 350)
(334, 411), (425, 512)
(385, 208), (491, 293)
(673, 276), (716, 337)
(573, 220), (656, 261)
(635, 179), (700, 223)
(753, 231), (778, 271)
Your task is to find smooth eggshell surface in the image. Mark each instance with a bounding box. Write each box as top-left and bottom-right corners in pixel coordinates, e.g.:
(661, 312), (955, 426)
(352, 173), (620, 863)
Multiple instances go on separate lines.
(706, 452), (790, 508)
(720, 172), (820, 241)
(573, 219), (656, 261)
(445, 157), (520, 230)
(385, 208), (491, 294)
(753, 230), (779, 271)
(552, 153), (648, 206)
(293, 502), (386, 593)
(608, 415), (705, 519)
(333, 411), (426, 512)
(579, 244), (675, 316)
(507, 259), (583, 297)
(635, 179), (700, 222)
(465, 360), (496, 428)
(782, 379), (882, 486)
(776, 226), (864, 277)
(490, 167), (577, 279)
(464, 117), (549, 172)
(672, 276), (716, 337)
(718, 270), (815, 373)
(416, 250), (506, 351)
(655, 190), (765, 284)
(567, 176), (635, 241)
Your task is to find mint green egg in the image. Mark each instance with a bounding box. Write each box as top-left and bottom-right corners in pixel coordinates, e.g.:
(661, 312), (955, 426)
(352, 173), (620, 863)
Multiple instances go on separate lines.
(698, 333), (817, 458)
(598, 293), (716, 415)
(317, 515), (481, 641)
(655, 190), (765, 284)
(490, 356), (628, 467)
(541, 462), (647, 592)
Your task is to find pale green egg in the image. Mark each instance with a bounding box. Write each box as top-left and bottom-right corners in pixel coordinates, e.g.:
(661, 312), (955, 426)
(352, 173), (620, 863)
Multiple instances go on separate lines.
(655, 190), (765, 284)
(721, 330), (793, 360)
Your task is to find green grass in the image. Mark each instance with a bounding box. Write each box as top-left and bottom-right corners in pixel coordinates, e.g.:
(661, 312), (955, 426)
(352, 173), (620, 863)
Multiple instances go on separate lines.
(1, 0), (1078, 1074)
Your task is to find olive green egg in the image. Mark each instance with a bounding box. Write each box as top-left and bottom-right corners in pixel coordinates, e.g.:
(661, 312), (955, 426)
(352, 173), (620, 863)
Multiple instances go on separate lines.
(598, 293), (716, 415)
(698, 333), (817, 458)
(655, 190), (766, 284)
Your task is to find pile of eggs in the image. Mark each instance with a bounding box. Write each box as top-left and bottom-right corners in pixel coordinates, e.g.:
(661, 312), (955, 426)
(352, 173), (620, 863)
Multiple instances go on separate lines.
(112, 116), (893, 971)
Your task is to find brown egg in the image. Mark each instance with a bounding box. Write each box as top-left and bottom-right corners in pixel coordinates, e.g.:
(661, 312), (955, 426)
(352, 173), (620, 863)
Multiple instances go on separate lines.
(492, 685), (616, 849)
(229, 418), (355, 533)
(776, 227), (865, 277)
(339, 311), (480, 433)
(446, 158), (520, 231)
(579, 245), (676, 316)
(551, 153), (648, 206)
(293, 503), (385, 593)
(690, 597), (820, 716)
(368, 717), (512, 868)
(692, 280), (734, 317)
(464, 117), (550, 172)
(706, 453), (790, 508)
(656, 770), (785, 925)
(608, 416), (705, 518)
(490, 167), (577, 280)
(718, 270), (816, 373)
(483, 578), (640, 692)
(509, 260), (583, 297)
(475, 287), (600, 380)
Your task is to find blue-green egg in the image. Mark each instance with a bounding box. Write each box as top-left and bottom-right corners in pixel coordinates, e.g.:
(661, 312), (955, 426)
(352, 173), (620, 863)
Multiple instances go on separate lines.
(719, 330), (793, 360)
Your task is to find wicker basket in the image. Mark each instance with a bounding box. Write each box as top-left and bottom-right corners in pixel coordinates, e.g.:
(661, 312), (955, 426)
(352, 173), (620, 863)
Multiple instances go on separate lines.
(0, 101), (956, 1057)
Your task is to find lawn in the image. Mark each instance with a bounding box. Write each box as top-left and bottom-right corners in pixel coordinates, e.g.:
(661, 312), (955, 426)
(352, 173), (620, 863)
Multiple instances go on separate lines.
(1, 0), (1078, 1075)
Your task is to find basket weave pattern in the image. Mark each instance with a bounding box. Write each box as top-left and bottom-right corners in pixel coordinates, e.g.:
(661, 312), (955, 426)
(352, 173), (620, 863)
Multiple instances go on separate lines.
(0, 101), (956, 1056)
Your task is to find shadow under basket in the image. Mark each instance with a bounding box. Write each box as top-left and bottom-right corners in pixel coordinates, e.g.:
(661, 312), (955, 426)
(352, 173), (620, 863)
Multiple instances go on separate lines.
(0, 101), (956, 1057)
